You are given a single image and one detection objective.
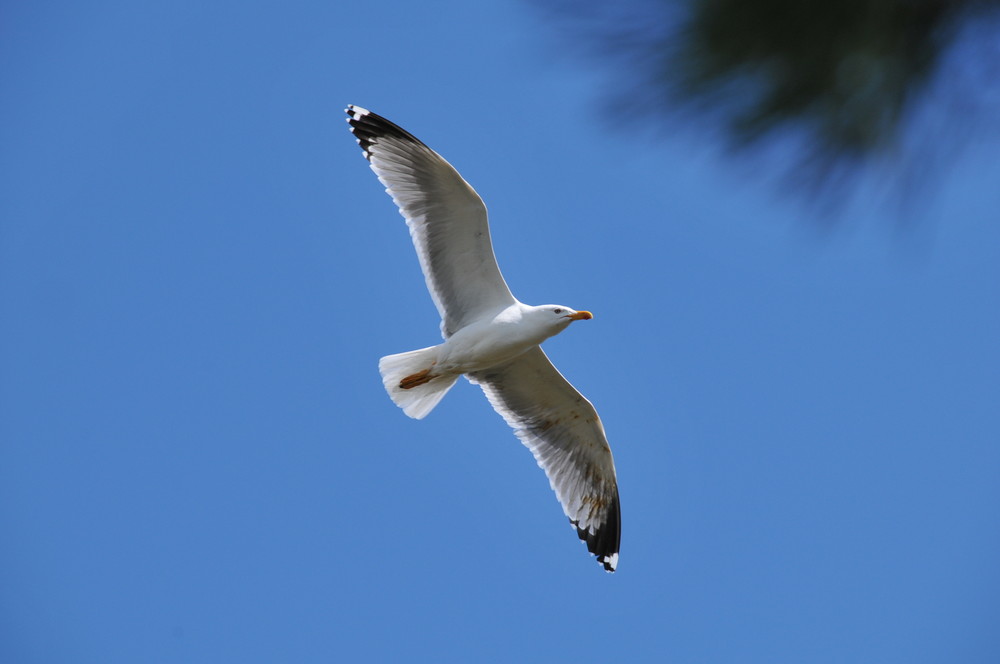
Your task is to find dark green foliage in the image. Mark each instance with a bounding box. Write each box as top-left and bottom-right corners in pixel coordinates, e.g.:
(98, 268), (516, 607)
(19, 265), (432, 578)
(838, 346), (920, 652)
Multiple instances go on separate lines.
(534, 0), (1000, 205)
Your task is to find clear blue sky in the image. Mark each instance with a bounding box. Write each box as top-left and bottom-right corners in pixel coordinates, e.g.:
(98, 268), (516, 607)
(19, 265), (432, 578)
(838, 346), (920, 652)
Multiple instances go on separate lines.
(2, 2), (998, 662)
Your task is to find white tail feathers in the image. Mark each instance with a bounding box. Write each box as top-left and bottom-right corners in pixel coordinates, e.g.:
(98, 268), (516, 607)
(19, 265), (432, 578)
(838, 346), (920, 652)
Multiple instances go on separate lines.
(378, 346), (458, 419)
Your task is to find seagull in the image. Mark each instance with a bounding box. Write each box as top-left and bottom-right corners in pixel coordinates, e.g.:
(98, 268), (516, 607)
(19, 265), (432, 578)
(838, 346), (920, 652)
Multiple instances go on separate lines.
(346, 105), (621, 572)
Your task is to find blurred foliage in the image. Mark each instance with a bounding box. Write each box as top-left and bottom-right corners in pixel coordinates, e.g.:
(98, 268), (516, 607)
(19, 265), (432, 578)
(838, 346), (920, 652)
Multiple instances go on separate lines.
(533, 0), (1000, 207)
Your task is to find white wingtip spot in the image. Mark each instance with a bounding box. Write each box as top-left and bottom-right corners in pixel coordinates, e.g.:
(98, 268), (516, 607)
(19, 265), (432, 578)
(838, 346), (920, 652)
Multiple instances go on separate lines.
(603, 552), (618, 572)
(352, 137), (371, 159)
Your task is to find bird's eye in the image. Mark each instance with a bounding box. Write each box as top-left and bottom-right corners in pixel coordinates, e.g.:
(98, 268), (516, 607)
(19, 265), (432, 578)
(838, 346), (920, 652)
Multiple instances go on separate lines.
(553, 308), (563, 314)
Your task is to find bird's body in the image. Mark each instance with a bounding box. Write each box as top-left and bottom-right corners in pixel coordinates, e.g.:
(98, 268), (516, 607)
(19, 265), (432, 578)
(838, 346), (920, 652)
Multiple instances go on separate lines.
(429, 303), (590, 375)
(346, 105), (621, 572)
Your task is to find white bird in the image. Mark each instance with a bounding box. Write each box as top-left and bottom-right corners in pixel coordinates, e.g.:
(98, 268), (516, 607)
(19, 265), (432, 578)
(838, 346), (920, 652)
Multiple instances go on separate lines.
(346, 105), (621, 572)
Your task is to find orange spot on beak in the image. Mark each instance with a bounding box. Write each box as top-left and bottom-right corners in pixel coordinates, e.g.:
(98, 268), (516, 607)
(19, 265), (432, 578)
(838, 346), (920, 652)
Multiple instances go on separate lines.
(567, 310), (593, 321)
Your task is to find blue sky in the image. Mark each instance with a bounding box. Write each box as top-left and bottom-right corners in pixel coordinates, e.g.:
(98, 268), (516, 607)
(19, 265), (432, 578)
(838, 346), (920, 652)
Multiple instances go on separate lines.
(2, 2), (999, 662)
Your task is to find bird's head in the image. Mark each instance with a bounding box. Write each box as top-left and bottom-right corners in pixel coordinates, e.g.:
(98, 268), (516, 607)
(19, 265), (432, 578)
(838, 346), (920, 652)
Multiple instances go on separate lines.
(539, 304), (593, 328)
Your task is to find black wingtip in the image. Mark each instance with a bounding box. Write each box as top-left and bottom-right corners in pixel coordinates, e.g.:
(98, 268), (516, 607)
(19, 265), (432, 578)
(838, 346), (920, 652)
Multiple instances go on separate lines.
(345, 105), (429, 162)
(573, 490), (621, 572)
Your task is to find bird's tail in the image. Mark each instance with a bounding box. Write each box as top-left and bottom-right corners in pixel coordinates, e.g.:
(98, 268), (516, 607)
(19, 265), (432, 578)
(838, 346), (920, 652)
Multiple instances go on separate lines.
(378, 346), (458, 419)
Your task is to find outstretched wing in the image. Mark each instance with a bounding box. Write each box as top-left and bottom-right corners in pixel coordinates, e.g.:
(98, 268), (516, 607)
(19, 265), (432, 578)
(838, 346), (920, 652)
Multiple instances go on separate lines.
(346, 105), (517, 338)
(467, 347), (621, 572)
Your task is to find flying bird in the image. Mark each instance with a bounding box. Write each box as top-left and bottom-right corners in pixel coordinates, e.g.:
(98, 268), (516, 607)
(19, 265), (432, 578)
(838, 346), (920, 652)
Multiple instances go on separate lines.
(346, 105), (621, 572)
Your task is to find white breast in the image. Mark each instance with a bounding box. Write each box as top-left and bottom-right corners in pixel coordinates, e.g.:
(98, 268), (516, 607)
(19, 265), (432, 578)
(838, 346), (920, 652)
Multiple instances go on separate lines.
(436, 304), (553, 374)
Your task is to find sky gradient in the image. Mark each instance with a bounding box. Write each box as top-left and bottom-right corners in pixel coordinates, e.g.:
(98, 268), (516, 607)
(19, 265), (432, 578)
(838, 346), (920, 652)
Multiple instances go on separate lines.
(2, 2), (999, 662)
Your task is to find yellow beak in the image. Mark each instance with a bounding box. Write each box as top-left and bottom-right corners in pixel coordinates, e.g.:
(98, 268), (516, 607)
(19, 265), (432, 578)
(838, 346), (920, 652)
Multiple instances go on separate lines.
(567, 310), (593, 321)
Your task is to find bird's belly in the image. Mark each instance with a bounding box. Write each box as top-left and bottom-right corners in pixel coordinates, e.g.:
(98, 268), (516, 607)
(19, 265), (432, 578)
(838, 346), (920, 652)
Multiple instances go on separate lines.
(438, 324), (542, 374)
